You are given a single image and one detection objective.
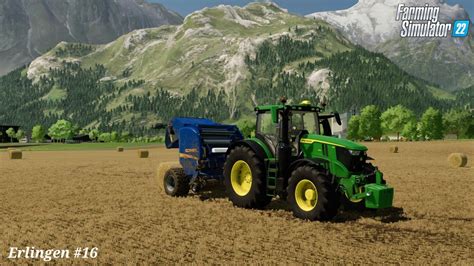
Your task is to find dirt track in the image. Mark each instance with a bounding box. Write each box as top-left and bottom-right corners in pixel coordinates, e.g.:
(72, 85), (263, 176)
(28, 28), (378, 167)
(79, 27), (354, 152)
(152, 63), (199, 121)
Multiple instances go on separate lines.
(1, 142), (473, 264)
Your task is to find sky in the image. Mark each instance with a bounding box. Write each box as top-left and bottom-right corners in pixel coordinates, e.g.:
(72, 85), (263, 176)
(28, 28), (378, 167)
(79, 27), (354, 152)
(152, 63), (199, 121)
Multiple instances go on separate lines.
(150, 0), (473, 18)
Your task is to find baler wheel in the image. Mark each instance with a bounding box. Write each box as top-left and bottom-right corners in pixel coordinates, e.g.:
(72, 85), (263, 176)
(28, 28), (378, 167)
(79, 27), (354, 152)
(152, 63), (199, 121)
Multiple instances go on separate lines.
(224, 146), (272, 209)
(287, 166), (340, 221)
(163, 168), (190, 197)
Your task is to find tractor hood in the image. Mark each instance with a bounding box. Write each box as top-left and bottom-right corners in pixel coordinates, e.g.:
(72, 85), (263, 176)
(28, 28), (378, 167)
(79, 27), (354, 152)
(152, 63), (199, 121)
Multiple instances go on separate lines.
(301, 134), (367, 151)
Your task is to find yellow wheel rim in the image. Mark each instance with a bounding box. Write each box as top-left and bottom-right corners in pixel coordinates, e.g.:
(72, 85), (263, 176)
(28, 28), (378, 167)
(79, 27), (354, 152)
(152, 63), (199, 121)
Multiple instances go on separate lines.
(295, 179), (318, 211)
(230, 160), (252, 196)
(347, 186), (364, 203)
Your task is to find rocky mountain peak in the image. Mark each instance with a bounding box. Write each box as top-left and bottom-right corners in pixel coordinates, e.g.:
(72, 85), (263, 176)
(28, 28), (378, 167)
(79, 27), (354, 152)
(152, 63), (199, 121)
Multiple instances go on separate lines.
(307, 0), (473, 90)
(307, 0), (470, 47)
(0, 0), (182, 76)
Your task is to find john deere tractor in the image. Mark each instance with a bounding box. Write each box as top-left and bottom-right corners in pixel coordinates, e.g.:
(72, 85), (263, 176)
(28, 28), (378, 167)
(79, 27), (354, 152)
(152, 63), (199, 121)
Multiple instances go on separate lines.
(162, 99), (393, 221)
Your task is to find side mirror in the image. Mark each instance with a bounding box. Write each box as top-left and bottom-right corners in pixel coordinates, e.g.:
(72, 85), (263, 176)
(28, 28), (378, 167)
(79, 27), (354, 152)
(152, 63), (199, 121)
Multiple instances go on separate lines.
(334, 112), (342, 126)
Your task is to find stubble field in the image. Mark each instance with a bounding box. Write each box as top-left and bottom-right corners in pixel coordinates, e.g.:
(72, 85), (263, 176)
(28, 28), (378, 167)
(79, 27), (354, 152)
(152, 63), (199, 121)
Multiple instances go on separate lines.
(0, 141), (473, 264)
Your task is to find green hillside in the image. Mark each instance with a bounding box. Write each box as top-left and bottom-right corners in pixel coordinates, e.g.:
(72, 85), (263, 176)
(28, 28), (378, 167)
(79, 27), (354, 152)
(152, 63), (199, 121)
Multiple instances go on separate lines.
(0, 3), (460, 134)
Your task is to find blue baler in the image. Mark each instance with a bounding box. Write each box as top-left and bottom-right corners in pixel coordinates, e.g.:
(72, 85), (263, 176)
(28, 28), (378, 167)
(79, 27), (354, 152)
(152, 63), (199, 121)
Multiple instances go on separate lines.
(165, 117), (243, 190)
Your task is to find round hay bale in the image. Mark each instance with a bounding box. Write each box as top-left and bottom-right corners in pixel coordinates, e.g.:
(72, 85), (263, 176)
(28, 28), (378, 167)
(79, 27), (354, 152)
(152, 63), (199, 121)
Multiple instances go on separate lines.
(389, 145), (399, 153)
(117, 147), (124, 152)
(156, 162), (181, 192)
(138, 149), (149, 158)
(9, 149), (22, 160)
(447, 153), (468, 168)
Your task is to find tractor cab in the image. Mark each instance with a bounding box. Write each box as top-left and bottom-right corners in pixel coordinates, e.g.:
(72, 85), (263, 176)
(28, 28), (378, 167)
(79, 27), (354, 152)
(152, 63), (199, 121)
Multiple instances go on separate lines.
(254, 99), (341, 157)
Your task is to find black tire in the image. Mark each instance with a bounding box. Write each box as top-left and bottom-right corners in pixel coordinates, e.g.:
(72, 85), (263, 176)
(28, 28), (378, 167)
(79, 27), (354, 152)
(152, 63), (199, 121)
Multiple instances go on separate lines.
(163, 168), (189, 197)
(223, 146), (272, 209)
(287, 166), (340, 221)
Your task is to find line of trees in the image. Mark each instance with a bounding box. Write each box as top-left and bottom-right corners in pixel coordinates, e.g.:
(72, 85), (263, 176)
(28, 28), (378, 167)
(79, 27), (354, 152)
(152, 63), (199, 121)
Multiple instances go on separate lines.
(347, 105), (473, 141)
(3, 128), (26, 142)
(3, 119), (164, 144)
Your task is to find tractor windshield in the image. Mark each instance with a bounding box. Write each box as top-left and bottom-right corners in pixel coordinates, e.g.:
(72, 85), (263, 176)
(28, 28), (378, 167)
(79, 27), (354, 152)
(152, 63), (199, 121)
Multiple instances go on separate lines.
(288, 111), (320, 135)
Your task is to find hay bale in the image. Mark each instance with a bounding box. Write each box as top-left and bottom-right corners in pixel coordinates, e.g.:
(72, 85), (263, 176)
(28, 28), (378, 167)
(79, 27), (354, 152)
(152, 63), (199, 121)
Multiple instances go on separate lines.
(156, 162), (182, 192)
(138, 149), (149, 158)
(9, 149), (22, 160)
(117, 147), (124, 152)
(389, 145), (399, 153)
(448, 153), (468, 168)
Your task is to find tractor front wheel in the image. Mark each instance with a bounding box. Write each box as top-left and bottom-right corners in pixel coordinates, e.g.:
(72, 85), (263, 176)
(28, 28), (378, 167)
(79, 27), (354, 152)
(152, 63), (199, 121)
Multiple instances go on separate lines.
(224, 146), (272, 209)
(287, 166), (340, 221)
(163, 168), (190, 197)
(341, 187), (366, 211)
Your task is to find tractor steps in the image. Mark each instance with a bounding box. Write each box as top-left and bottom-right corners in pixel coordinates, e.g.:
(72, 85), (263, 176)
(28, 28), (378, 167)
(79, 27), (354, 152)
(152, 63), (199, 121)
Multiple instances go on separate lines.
(265, 159), (278, 196)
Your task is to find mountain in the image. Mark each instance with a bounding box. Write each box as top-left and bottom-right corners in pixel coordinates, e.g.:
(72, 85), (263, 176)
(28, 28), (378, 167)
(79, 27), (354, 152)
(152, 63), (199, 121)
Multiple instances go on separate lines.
(0, 0), (182, 76)
(307, 0), (474, 91)
(0, 3), (459, 135)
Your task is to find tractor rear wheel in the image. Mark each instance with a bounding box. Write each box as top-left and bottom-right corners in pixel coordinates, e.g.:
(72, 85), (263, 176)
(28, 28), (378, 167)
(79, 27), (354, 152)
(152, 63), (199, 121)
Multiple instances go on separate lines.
(224, 146), (272, 209)
(287, 166), (340, 221)
(163, 168), (190, 197)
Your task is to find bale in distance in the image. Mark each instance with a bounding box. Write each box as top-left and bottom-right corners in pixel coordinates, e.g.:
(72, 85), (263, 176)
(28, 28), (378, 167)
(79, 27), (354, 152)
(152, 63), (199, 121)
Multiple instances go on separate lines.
(447, 153), (468, 168)
(138, 149), (149, 158)
(9, 149), (22, 160)
(389, 145), (399, 153)
(117, 147), (124, 152)
(156, 162), (182, 192)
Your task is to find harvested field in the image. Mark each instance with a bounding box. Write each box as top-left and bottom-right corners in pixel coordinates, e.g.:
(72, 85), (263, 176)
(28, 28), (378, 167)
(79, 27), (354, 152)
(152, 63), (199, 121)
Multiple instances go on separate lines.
(0, 141), (473, 264)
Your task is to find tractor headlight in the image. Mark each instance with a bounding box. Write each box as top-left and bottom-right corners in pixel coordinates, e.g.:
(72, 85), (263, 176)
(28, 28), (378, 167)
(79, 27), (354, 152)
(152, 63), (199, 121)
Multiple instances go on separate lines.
(348, 150), (362, 156)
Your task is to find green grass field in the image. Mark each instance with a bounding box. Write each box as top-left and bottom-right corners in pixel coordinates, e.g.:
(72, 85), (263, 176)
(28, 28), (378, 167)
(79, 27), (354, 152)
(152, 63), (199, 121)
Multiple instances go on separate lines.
(0, 142), (163, 152)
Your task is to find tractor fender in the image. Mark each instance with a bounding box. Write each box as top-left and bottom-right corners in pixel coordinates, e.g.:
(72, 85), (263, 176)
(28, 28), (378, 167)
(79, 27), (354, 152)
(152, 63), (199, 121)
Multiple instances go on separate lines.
(288, 158), (330, 176)
(226, 139), (270, 161)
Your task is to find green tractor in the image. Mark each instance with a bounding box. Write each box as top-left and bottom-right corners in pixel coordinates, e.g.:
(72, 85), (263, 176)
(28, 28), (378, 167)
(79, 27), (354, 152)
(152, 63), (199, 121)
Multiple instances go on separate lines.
(224, 98), (394, 220)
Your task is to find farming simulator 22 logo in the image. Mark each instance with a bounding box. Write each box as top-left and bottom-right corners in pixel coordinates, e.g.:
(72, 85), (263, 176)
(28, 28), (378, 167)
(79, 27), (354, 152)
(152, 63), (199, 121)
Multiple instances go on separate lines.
(396, 3), (470, 38)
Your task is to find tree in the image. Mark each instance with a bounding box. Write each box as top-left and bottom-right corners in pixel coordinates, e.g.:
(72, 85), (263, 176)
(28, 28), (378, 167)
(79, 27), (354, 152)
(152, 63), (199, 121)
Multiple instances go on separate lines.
(32, 125), (46, 143)
(98, 133), (111, 142)
(419, 107), (444, 140)
(48, 120), (74, 142)
(15, 129), (26, 142)
(72, 124), (81, 136)
(120, 131), (131, 142)
(443, 109), (471, 138)
(465, 119), (474, 139)
(359, 105), (382, 140)
(110, 131), (119, 142)
(79, 128), (89, 135)
(381, 105), (415, 141)
(6, 127), (16, 143)
(237, 118), (256, 138)
(88, 129), (100, 142)
(347, 115), (361, 140)
(401, 120), (419, 141)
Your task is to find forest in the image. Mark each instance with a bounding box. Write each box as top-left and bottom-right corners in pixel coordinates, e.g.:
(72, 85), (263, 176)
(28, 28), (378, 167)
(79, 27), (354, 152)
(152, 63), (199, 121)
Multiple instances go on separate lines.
(0, 63), (231, 135)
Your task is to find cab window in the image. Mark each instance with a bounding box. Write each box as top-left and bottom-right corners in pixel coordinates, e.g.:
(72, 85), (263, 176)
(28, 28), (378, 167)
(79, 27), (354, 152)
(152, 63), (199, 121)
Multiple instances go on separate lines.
(289, 111), (319, 134)
(257, 112), (277, 136)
